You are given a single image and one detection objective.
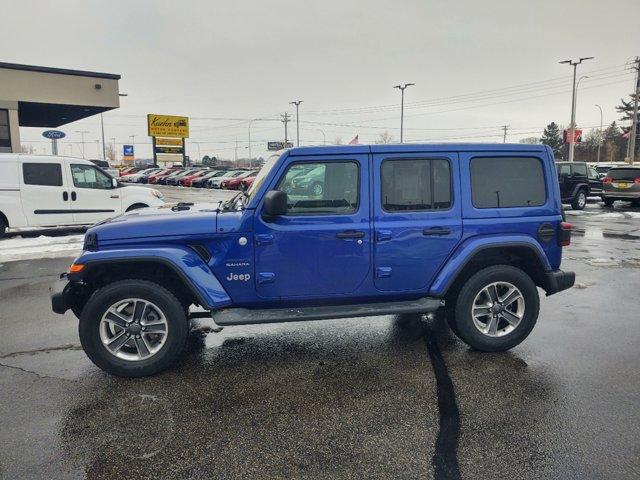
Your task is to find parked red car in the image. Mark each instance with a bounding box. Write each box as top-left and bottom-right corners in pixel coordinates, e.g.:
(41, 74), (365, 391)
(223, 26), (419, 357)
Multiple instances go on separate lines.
(149, 169), (182, 184)
(240, 175), (257, 190)
(180, 170), (210, 187)
(220, 170), (259, 190)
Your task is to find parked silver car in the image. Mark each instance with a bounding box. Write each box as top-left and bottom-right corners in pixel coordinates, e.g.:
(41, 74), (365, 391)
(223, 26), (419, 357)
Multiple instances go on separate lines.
(602, 166), (640, 207)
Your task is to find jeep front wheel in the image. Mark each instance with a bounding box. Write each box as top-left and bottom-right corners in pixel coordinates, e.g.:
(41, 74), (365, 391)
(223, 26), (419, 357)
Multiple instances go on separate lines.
(451, 265), (539, 352)
(79, 279), (188, 377)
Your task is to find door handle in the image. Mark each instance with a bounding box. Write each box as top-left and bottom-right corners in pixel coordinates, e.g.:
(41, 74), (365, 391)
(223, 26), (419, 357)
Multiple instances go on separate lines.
(62, 191), (68, 201)
(423, 227), (451, 236)
(71, 191), (77, 201)
(336, 230), (365, 239)
(110, 195), (120, 199)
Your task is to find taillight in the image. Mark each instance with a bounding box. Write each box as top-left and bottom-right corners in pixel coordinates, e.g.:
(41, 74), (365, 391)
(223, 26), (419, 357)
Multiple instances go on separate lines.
(559, 222), (572, 247)
(603, 176), (613, 184)
(634, 177), (640, 184)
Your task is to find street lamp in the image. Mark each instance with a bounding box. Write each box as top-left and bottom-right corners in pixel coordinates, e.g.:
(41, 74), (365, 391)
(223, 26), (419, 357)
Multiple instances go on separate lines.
(289, 100), (303, 146)
(75, 130), (89, 158)
(595, 104), (603, 164)
(559, 57), (594, 161)
(317, 129), (326, 145)
(394, 83), (414, 143)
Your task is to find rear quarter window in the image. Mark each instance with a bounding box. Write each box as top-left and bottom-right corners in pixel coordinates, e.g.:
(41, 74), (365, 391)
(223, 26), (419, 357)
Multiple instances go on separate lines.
(470, 156), (546, 208)
(23, 162), (63, 186)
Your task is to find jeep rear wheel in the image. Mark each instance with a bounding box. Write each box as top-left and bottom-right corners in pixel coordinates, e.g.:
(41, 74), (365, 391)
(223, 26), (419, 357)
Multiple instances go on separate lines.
(571, 189), (587, 210)
(79, 279), (188, 377)
(451, 265), (539, 352)
(602, 198), (615, 207)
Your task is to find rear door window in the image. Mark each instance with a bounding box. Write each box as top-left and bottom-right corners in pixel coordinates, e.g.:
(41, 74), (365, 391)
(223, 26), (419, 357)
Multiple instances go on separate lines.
(70, 164), (113, 189)
(381, 158), (451, 211)
(573, 163), (588, 176)
(470, 156), (546, 208)
(23, 163), (63, 186)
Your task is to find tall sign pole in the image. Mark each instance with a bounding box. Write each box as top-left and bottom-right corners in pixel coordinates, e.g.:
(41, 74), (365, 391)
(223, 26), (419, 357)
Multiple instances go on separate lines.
(559, 57), (594, 162)
(628, 57), (640, 165)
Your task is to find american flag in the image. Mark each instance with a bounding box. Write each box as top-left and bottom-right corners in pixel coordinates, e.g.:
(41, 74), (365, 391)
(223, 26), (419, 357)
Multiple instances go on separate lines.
(348, 135), (359, 144)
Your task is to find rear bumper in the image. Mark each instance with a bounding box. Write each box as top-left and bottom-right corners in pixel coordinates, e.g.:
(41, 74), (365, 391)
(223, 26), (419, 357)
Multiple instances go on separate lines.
(543, 270), (575, 296)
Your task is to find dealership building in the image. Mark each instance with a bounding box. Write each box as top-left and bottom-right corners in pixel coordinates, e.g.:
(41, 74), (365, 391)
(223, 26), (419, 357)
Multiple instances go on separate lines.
(0, 62), (121, 153)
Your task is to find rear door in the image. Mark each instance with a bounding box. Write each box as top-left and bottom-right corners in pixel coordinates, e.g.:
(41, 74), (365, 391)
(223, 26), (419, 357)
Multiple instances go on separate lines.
(66, 160), (122, 224)
(372, 152), (462, 292)
(19, 160), (73, 226)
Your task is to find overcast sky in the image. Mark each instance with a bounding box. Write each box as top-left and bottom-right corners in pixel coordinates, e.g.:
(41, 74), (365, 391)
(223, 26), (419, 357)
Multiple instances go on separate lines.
(1, 0), (639, 161)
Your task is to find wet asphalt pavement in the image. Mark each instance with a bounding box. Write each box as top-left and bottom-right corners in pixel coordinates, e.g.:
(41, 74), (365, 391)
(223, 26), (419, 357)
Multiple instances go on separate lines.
(1, 199), (640, 479)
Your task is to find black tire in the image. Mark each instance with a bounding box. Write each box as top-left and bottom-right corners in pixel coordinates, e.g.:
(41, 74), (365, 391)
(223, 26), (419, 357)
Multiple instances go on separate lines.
(79, 279), (188, 377)
(631, 200), (640, 208)
(570, 189), (587, 210)
(0, 216), (7, 238)
(451, 265), (539, 352)
(126, 203), (148, 212)
(602, 198), (615, 207)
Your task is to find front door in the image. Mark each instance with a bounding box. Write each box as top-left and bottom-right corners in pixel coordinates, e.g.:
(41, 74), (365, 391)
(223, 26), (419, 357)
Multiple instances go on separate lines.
(372, 153), (462, 292)
(19, 160), (73, 226)
(254, 154), (370, 299)
(67, 161), (123, 224)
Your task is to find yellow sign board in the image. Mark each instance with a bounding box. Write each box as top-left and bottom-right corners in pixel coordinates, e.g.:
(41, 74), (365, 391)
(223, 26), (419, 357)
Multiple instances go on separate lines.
(155, 137), (183, 146)
(147, 114), (189, 138)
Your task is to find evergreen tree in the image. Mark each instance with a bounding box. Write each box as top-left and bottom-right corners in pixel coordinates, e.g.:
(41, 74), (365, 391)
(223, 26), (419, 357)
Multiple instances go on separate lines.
(616, 92), (639, 132)
(540, 122), (563, 158)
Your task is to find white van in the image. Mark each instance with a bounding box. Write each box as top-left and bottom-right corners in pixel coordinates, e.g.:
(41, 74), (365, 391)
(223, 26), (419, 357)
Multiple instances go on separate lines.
(0, 154), (165, 236)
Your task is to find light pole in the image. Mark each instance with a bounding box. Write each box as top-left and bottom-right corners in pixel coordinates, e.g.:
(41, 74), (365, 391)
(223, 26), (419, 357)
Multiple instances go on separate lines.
(100, 93), (128, 160)
(560, 57), (594, 161)
(317, 129), (326, 145)
(394, 83), (414, 143)
(595, 104), (603, 164)
(289, 100), (303, 146)
(75, 130), (89, 158)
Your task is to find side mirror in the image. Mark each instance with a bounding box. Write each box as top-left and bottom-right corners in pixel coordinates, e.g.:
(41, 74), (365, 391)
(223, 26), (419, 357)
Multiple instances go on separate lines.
(263, 190), (287, 219)
(112, 178), (118, 188)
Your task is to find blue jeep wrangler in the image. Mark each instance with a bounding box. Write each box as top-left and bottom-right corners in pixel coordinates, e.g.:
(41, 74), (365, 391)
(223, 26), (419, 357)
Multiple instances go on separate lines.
(51, 144), (575, 377)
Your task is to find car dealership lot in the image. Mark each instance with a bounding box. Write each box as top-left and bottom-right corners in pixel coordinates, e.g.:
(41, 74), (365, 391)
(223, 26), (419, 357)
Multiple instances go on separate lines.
(1, 196), (639, 479)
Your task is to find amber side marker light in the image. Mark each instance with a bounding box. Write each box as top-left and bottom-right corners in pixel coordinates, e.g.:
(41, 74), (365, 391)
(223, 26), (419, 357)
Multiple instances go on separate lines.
(69, 264), (85, 273)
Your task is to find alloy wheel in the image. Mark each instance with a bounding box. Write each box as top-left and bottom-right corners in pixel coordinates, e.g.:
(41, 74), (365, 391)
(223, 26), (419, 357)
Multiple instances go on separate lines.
(471, 281), (525, 337)
(99, 298), (169, 361)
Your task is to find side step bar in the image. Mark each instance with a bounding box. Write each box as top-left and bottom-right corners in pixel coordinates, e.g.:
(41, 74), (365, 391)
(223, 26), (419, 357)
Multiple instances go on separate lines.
(211, 297), (442, 326)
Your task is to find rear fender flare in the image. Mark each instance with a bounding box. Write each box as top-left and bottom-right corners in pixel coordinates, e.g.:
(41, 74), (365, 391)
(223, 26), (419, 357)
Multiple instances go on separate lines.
(429, 235), (550, 297)
(73, 246), (231, 310)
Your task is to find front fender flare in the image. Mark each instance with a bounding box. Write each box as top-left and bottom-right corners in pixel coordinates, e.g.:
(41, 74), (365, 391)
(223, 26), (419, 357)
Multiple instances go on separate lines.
(73, 246), (231, 310)
(429, 235), (550, 297)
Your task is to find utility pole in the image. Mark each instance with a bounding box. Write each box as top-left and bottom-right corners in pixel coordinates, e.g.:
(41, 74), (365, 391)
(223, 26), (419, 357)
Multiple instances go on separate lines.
(129, 134), (136, 146)
(289, 100), (303, 146)
(559, 57), (594, 161)
(75, 130), (89, 158)
(502, 125), (509, 143)
(281, 113), (291, 145)
(100, 113), (106, 160)
(628, 57), (640, 164)
(394, 83), (414, 143)
(595, 104), (603, 164)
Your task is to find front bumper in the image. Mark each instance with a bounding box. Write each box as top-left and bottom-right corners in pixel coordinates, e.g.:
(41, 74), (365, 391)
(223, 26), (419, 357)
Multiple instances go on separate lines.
(543, 270), (575, 296)
(50, 274), (76, 314)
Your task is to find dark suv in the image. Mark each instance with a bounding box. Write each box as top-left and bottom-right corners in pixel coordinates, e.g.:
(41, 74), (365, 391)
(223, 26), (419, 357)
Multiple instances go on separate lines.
(556, 162), (596, 210)
(602, 166), (640, 207)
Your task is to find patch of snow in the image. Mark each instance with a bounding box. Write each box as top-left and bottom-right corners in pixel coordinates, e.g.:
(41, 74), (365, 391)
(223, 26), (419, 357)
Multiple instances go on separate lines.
(594, 212), (624, 219)
(0, 234), (84, 262)
(565, 210), (591, 216)
(585, 258), (620, 267)
(624, 211), (640, 218)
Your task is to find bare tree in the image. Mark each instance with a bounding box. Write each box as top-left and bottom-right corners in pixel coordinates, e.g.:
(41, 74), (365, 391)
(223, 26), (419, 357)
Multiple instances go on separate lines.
(21, 144), (36, 154)
(105, 143), (116, 162)
(333, 136), (343, 145)
(376, 131), (394, 144)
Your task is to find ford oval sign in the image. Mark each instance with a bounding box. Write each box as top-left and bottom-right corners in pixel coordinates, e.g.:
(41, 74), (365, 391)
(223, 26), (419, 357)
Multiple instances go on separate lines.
(42, 130), (66, 139)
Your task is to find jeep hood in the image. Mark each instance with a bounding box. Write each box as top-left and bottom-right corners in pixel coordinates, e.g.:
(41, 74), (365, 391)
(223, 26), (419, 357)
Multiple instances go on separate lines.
(88, 203), (222, 241)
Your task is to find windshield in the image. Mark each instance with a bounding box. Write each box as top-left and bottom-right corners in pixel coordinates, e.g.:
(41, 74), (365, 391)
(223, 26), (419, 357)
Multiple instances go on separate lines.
(246, 154), (280, 202)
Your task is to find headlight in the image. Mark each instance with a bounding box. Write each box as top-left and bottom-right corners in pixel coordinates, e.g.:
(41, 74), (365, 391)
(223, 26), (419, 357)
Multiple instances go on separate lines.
(151, 189), (164, 199)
